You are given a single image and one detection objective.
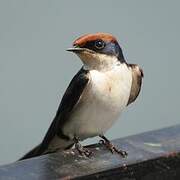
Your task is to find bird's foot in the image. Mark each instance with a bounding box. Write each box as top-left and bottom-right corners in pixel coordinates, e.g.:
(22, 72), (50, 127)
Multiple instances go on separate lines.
(74, 138), (93, 157)
(99, 136), (128, 158)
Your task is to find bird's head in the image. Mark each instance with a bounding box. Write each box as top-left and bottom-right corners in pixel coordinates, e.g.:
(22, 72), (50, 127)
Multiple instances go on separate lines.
(67, 33), (125, 70)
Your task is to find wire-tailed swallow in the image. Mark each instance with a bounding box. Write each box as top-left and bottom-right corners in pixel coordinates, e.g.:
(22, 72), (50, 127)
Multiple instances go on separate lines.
(20, 32), (143, 160)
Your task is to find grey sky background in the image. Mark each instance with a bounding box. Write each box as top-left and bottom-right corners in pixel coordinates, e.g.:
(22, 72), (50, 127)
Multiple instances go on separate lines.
(0, 0), (179, 165)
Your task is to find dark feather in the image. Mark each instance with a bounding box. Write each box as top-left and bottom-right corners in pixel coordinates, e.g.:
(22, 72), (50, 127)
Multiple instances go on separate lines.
(127, 64), (143, 105)
(20, 68), (90, 160)
(40, 67), (90, 151)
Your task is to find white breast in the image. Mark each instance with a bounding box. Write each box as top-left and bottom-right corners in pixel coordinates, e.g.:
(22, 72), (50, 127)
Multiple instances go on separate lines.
(63, 63), (132, 140)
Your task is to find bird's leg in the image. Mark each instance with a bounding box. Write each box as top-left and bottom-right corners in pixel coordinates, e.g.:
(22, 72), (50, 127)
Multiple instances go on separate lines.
(99, 135), (128, 158)
(74, 137), (92, 157)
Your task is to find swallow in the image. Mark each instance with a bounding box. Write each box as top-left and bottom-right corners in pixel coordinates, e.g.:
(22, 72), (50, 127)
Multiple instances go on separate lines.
(19, 32), (143, 160)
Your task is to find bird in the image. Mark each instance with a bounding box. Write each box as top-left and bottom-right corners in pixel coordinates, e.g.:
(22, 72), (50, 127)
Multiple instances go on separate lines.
(19, 32), (143, 160)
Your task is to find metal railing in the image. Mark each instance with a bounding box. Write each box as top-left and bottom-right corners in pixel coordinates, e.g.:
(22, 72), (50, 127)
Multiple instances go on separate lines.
(0, 124), (180, 179)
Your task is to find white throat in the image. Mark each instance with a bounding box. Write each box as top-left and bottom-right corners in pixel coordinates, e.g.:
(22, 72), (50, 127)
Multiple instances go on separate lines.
(77, 52), (121, 71)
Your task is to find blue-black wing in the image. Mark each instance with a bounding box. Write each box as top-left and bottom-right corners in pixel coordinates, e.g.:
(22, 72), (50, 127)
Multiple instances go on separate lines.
(20, 68), (90, 160)
(41, 68), (90, 148)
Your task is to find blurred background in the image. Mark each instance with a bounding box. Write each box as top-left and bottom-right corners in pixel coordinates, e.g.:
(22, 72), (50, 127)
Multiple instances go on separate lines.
(0, 0), (179, 165)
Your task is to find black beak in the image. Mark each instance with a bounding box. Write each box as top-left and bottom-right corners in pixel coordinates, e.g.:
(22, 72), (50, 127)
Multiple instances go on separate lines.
(66, 47), (85, 52)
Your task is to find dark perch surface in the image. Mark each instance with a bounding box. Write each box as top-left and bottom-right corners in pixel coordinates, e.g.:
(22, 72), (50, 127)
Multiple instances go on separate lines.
(0, 125), (180, 180)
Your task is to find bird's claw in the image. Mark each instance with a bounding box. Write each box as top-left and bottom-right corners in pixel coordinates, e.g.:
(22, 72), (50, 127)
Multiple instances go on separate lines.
(99, 139), (106, 145)
(99, 138), (128, 158)
(75, 142), (93, 157)
(113, 146), (128, 157)
(82, 148), (93, 157)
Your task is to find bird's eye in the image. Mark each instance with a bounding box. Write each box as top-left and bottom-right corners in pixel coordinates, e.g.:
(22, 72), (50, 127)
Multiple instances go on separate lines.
(94, 40), (105, 49)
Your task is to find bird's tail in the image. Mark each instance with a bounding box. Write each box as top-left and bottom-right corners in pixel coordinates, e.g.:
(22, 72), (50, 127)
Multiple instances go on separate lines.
(19, 144), (42, 160)
(19, 137), (74, 161)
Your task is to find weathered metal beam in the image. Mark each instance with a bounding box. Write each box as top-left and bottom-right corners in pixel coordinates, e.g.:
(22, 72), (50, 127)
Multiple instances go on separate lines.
(0, 125), (180, 180)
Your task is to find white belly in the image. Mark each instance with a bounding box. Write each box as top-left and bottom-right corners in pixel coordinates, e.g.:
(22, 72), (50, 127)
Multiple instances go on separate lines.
(63, 64), (132, 140)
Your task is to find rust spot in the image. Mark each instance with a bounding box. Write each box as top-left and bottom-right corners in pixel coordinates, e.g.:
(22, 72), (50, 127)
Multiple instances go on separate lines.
(164, 151), (178, 158)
